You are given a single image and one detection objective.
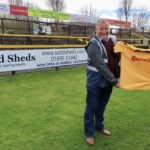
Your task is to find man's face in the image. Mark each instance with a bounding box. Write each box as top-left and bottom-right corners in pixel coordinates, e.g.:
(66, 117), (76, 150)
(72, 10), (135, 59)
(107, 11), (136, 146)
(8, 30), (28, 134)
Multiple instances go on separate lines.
(96, 22), (109, 40)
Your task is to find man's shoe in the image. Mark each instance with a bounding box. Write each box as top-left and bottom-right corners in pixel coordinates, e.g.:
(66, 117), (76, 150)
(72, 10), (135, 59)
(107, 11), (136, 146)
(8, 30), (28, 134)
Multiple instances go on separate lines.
(101, 129), (111, 136)
(86, 137), (95, 145)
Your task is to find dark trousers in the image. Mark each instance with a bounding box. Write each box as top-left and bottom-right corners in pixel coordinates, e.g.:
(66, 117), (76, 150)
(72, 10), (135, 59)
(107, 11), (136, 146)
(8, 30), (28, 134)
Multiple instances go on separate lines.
(84, 85), (113, 138)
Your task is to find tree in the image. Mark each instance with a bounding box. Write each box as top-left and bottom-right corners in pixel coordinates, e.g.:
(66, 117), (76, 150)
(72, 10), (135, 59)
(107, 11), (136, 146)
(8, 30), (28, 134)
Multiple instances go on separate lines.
(80, 4), (100, 18)
(9, 0), (39, 21)
(131, 7), (150, 30)
(9, 0), (38, 8)
(46, 0), (66, 12)
(23, 1), (39, 8)
(116, 8), (124, 21)
(117, 0), (133, 21)
(9, 0), (23, 6)
(23, 1), (39, 21)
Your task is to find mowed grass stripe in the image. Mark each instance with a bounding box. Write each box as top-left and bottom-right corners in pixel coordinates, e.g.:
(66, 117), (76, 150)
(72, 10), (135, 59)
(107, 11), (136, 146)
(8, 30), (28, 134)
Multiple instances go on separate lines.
(0, 67), (150, 150)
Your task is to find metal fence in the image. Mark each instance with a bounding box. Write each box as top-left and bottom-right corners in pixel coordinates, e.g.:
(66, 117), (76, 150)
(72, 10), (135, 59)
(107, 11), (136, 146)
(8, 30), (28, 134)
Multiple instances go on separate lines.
(0, 17), (133, 37)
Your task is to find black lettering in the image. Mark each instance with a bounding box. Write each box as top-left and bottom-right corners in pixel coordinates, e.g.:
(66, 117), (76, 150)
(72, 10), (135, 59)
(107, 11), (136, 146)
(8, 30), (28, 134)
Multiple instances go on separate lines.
(31, 56), (36, 61)
(8, 54), (36, 62)
(20, 56), (26, 61)
(7, 55), (14, 62)
(0, 55), (4, 63)
(14, 54), (20, 62)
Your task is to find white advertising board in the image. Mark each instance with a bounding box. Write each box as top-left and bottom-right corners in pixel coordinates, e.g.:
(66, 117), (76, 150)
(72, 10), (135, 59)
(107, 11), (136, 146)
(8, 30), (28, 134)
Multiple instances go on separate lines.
(0, 48), (87, 72)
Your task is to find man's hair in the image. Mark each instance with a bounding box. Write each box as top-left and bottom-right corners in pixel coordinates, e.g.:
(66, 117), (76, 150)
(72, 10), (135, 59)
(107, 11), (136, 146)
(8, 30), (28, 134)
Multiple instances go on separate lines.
(96, 19), (109, 27)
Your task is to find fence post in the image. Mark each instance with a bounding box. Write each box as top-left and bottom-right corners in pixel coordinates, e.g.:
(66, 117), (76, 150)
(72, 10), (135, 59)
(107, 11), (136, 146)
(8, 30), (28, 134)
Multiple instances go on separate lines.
(84, 26), (87, 37)
(110, 28), (112, 34)
(11, 71), (16, 75)
(148, 40), (150, 48)
(1, 18), (4, 34)
(129, 29), (131, 38)
(28, 20), (31, 34)
(55, 67), (59, 70)
(68, 25), (71, 36)
(120, 29), (122, 38)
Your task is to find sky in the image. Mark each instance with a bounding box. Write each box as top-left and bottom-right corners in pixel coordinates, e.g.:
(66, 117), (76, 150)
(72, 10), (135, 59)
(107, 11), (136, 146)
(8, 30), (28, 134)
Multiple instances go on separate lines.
(1, 0), (150, 19)
(28, 0), (150, 19)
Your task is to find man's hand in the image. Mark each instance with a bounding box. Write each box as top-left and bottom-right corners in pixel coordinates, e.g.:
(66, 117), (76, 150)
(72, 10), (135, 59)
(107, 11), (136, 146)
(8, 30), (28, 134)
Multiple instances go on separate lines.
(115, 82), (121, 88)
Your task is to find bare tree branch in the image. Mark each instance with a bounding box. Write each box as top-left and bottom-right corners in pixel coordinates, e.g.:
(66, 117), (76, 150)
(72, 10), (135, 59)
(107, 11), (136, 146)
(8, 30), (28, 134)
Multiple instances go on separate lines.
(46, 0), (66, 12)
(131, 7), (150, 30)
(117, 0), (133, 21)
(116, 8), (124, 20)
(23, 1), (39, 8)
(80, 4), (100, 18)
(9, 0), (23, 6)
